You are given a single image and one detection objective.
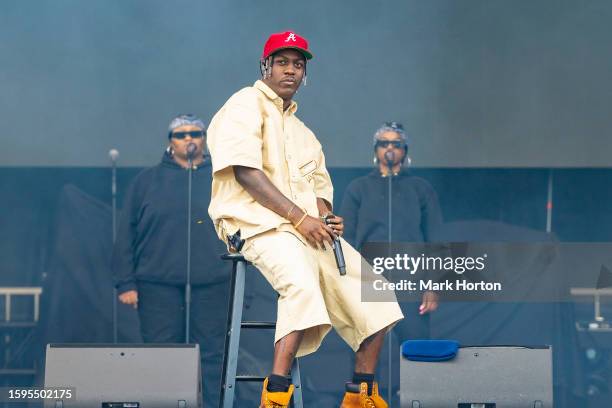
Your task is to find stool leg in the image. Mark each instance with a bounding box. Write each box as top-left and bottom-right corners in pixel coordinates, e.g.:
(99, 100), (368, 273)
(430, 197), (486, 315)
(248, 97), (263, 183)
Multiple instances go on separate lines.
(220, 260), (247, 408)
(290, 358), (303, 408)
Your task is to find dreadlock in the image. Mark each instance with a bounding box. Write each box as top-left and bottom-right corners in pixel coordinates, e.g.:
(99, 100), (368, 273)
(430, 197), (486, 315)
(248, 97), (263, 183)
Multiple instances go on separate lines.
(260, 56), (273, 79)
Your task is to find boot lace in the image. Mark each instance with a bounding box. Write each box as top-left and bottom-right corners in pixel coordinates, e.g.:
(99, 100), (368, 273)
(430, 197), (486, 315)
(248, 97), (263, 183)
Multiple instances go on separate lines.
(265, 403), (286, 408)
(362, 396), (377, 408)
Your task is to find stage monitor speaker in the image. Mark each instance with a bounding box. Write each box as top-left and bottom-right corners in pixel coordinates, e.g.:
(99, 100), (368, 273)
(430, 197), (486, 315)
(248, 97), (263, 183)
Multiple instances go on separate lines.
(44, 343), (201, 408)
(400, 345), (552, 408)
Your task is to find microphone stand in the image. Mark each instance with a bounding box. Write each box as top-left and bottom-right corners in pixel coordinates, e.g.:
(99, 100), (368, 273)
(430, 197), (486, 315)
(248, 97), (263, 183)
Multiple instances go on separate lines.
(185, 145), (196, 343)
(110, 150), (118, 344)
(385, 155), (394, 406)
(546, 169), (553, 234)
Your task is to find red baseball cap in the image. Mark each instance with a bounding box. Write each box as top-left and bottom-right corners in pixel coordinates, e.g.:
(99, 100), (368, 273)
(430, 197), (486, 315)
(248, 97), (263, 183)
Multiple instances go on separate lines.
(262, 31), (313, 60)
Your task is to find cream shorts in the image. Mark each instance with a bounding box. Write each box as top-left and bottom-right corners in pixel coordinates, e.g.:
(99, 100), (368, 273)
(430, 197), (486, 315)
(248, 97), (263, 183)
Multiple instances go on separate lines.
(241, 229), (404, 357)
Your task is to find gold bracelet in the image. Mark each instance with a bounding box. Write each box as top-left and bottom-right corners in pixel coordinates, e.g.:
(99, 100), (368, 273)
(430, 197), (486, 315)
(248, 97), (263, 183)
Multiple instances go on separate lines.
(294, 211), (308, 228)
(287, 204), (297, 219)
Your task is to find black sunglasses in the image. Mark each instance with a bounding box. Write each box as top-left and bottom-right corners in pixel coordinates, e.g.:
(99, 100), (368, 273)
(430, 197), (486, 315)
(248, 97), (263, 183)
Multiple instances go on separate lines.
(171, 130), (205, 140)
(375, 140), (404, 149)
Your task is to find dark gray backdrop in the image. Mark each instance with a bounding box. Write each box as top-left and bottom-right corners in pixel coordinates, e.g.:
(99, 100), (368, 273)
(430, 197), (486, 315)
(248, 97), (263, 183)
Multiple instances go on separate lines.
(1, 0), (611, 167)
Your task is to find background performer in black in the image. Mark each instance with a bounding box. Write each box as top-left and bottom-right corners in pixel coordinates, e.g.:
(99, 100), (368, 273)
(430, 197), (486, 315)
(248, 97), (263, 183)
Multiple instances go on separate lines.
(112, 114), (228, 407)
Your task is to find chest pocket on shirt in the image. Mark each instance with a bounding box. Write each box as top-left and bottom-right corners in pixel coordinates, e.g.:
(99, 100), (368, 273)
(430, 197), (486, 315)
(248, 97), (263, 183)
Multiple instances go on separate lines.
(299, 160), (317, 183)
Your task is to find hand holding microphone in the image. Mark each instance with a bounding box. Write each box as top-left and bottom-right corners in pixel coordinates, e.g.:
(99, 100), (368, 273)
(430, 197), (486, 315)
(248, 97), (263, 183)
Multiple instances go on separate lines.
(324, 213), (346, 276)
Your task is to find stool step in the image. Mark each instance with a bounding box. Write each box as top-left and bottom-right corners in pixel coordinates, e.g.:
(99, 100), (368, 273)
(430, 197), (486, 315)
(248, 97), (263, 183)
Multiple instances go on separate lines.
(241, 321), (276, 329)
(236, 375), (267, 382)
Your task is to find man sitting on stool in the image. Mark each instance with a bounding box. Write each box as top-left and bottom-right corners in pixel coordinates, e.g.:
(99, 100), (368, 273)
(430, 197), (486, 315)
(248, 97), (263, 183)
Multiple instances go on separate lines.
(207, 31), (403, 408)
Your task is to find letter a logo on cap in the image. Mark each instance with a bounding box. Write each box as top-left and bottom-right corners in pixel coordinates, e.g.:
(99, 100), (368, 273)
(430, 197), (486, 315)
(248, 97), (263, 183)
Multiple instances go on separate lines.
(262, 31), (313, 60)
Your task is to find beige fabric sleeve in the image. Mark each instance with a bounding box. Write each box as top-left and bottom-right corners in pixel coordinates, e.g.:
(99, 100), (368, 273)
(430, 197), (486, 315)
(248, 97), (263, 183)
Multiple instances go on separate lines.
(209, 97), (263, 174)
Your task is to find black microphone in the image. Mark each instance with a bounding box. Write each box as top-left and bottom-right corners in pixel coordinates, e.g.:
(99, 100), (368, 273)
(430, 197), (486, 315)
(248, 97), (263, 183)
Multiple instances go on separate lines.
(186, 143), (197, 161)
(325, 214), (346, 276)
(384, 150), (395, 167)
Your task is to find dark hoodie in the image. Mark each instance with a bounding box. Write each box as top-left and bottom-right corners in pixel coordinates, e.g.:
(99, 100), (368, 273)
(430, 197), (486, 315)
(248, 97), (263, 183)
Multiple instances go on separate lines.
(112, 151), (228, 294)
(340, 169), (443, 250)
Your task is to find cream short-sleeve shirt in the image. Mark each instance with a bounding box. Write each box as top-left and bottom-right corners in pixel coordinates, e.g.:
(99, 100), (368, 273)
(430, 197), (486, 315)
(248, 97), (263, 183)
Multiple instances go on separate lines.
(207, 80), (334, 243)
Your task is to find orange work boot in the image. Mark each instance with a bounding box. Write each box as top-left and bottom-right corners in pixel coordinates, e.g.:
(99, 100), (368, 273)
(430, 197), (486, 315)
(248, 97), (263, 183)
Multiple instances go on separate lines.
(340, 381), (388, 408)
(260, 377), (295, 408)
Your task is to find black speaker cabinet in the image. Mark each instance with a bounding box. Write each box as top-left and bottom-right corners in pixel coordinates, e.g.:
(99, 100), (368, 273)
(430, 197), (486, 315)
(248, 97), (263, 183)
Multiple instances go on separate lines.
(400, 345), (552, 408)
(44, 344), (201, 408)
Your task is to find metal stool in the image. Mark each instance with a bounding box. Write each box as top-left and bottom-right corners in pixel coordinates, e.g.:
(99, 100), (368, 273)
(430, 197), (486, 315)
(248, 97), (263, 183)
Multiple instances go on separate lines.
(220, 253), (303, 408)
